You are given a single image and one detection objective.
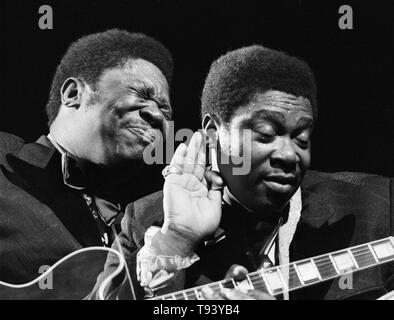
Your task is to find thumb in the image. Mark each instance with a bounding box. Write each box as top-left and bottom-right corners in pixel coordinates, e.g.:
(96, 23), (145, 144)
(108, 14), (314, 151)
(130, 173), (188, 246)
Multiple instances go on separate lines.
(205, 170), (224, 201)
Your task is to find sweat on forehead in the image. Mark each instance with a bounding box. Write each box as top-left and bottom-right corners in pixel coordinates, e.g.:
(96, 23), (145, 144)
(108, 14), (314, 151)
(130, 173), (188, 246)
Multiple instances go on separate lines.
(201, 45), (318, 123)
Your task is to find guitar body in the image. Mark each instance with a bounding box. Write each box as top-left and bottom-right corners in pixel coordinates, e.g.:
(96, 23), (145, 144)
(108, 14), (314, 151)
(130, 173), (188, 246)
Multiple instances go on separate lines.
(0, 247), (124, 300)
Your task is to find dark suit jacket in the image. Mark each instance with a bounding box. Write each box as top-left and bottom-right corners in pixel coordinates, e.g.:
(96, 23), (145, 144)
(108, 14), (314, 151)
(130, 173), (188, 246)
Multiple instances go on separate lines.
(97, 169), (394, 300)
(0, 132), (106, 284)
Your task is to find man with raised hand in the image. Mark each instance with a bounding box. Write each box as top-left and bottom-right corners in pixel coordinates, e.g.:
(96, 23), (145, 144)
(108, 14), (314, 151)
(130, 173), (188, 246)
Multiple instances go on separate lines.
(100, 45), (393, 300)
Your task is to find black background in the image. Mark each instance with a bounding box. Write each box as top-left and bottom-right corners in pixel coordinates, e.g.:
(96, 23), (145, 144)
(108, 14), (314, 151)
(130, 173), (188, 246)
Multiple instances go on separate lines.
(1, 0), (393, 187)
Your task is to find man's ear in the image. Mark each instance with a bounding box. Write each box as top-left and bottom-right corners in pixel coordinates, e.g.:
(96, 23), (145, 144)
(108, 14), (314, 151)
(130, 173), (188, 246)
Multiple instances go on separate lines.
(202, 114), (221, 170)
(202, 114), (219, 146)
(60, 78), (84, 108)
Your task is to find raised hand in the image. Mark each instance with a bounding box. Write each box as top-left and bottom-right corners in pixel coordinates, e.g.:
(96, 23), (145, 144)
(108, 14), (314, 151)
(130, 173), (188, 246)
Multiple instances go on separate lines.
(161, 132), (224, 252)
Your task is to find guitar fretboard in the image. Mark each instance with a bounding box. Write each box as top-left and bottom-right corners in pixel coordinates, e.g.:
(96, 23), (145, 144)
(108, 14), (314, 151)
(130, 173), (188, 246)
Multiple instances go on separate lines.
(152, 237), (394, 300)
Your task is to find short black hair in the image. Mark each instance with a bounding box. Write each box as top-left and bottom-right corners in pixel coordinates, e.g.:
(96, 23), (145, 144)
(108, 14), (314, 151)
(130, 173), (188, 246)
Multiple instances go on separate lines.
(46, 29), (173, 126)
(201, 45), (317, 123)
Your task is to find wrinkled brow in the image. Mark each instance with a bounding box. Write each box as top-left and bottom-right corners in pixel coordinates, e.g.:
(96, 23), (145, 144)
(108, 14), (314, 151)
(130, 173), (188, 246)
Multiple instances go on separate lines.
(240, 110), (286, 128)
(128, 79), (171, 106)
(253, 110), (287, 123)
(241, 110), (314, 130)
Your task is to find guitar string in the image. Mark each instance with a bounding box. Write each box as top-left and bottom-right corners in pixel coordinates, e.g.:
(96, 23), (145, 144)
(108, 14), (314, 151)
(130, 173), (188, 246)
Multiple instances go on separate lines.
(159, 250), (393, 300)
(162, 262), (374, 299)
(171, 252), (384, 300)
(155, 238), (394, 299)
(247, 254), (378, 279)
(111, 224), (137, 300)
(244, 255), (381, 288)
(168, 259), (391, 300)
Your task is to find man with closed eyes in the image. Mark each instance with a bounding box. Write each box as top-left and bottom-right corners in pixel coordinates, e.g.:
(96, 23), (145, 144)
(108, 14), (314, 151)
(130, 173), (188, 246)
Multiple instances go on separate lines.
(98, 45), (394, 300)
(0, 29), (174, 292)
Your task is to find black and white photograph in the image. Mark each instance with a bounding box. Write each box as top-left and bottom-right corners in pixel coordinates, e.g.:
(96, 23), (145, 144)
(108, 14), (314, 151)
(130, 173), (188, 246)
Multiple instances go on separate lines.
(0, 0), (393, 306)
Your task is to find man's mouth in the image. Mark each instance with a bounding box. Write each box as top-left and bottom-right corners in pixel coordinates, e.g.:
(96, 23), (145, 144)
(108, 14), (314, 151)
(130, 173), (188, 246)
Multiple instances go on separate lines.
(262, 175), (297, 193)
(124, 126), (156, 144)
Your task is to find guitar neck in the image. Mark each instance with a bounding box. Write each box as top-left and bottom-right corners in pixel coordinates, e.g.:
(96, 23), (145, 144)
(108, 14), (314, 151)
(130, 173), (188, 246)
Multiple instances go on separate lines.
(152, 236), (394, 300)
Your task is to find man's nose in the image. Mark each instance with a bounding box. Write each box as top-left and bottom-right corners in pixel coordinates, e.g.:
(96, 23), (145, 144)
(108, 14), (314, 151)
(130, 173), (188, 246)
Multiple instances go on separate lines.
(270, 137), (298, 170)
(139, 102), (165, 131)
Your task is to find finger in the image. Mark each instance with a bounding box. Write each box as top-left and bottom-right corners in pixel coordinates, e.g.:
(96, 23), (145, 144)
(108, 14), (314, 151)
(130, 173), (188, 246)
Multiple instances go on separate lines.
(201, 287), (224, 300)
(183, 132), (202, 174)
(221, 288), (255, 300)
(199, 288), (208, 300)
(201, 176), (208, 188)
(205, 170), (224, 201)
(205, 170), (224, 188)
(225, 265), (249, 281)
(170, 142), (187, 169)
(221, 288), (275, 300)
(193, 134), (207, 180)
(247, 290), (276, 300)
(208, 188), (223, 204)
